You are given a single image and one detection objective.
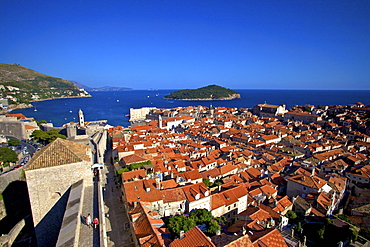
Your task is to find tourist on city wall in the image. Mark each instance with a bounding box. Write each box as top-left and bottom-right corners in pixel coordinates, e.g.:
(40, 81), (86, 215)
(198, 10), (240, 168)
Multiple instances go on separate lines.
(86, 214), (92, 227)
(93, 217), (99, 229)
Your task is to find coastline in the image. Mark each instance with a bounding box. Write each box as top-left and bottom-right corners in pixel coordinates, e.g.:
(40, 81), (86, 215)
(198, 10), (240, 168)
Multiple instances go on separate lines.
(1, 94), (92, 114)
(30, 94), (92, 103)
(8, 90), (370, 127)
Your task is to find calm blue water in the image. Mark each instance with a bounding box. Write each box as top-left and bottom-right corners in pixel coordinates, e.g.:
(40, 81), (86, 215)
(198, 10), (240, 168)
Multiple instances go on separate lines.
(12, 90), (370, 127)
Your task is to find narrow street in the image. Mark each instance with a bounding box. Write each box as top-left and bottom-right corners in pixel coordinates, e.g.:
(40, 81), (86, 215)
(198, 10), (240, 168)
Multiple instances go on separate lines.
(102, 140), (136, 247)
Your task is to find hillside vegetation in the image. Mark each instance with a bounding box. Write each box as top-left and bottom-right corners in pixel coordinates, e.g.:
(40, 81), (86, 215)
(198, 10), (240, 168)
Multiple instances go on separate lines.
(0, 63), (89, 105)
(164, 85), (240, 100)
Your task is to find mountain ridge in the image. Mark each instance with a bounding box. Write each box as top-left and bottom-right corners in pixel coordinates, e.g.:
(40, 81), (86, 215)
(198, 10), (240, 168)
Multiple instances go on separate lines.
(0, 63), (90, 109)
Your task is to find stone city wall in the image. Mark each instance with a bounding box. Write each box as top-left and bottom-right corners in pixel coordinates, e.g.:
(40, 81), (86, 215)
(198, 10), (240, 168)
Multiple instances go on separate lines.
(25, 161), (93, 226)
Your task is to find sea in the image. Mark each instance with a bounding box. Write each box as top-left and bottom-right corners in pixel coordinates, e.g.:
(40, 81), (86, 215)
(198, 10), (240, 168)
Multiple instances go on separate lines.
(12, 90), (370, 128)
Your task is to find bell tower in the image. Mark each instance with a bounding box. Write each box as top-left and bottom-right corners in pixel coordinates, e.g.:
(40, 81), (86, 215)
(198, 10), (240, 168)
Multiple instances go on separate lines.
(78, 109), (85, 127)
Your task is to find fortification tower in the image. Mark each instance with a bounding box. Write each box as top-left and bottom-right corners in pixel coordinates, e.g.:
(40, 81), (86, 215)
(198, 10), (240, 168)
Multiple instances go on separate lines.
(66, 122), (76, 138)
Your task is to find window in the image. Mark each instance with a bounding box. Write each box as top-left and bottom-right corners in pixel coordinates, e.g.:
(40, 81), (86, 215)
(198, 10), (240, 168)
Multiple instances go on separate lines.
(302, 186), (307, 191)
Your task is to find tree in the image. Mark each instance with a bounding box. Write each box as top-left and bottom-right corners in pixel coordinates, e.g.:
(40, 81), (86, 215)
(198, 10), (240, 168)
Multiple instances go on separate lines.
(294, 222), (302, 233)
(324, 218), (333, 225)
(286, 210), (297, 220)
(318, 226), (325, 239)
(215, 216), (226, 225)
(31, 129), (66, 145)
(190, 209), (213, 225)
(0, 147), (18, 166)
(206, 220), (221, 236)
(213, 180), (223, 187)
(350, 228), (359, 242)
(117, 168), (129, 175)
(167, 215), (196, 237)
(7, 138), (20, 146)
(202, 178), (212, 188)
(36, 120), (48, 126)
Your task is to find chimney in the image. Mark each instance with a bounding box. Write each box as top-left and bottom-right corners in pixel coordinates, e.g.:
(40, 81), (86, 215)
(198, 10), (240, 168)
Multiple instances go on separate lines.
(311, 167), (315, 177)
(179, 230), (185, 240)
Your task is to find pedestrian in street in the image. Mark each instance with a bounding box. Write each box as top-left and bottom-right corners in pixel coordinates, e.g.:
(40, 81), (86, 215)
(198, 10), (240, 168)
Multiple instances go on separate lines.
(93, 217), (99, 229)
(86, 213), (92, 227)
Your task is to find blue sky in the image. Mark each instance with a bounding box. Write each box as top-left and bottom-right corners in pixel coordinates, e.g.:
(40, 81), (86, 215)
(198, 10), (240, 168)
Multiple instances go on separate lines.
(1, 1), (369, 90)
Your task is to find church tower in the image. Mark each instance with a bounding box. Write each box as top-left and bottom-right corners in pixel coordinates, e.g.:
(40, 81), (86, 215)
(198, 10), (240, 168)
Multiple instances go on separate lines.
(78, 109), (85, 127)
(158, 115), (163, 129)
(209, 104), (215, 117)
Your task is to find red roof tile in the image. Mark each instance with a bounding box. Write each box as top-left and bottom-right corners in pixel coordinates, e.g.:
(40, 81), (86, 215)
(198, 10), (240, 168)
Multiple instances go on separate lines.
(170, 226), (216, 247)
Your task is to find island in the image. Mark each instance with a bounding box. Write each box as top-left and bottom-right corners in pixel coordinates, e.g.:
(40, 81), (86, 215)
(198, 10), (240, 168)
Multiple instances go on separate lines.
(164, 84), (241, 100)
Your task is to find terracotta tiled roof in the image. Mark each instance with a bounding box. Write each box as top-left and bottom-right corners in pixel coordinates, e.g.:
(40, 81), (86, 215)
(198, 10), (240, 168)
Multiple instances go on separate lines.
(121, 154), (148, 165)
(328, 175), (346, 193)
(211, 193), (225, 210)
(181, 182), (210, 202)
(177, 170), (202, 181)
(5, 113), (27, 119)
(26, 138), (91, 171)
(160, 179), (178, 190)
(122, 169), (146, 182)
(219, 164), (238, 175)
(249, 188), (263, 197)
(272, 196), (292, 213)
(161, 187), (186, 203)
(201, 168), (221, 179)
(129, 202), (165, 247)
(211, 232), (253, 247)
(124, 179), (162, 206)
(170, 226), (216, 247)
(250, 228), (288, 247)
(246, 167), (262, 178)
(288, 174), (327, 190)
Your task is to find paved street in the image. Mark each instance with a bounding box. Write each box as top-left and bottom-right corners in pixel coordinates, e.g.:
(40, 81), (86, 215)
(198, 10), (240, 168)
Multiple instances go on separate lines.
(102, 143), (136, 247)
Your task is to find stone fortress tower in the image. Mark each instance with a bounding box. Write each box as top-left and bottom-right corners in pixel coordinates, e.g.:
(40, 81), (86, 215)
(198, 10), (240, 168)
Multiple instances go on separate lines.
(25, 138), (93, 246)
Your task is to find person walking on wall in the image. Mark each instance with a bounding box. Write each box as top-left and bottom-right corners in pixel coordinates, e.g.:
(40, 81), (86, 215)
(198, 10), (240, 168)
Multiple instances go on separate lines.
(93, 217), (99, 229)
(86, 213), (92, 227)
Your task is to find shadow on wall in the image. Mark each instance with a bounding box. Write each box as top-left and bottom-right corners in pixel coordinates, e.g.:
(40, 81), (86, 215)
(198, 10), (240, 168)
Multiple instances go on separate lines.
(0, 181), (37, 246)
(34, 187), (71, 247)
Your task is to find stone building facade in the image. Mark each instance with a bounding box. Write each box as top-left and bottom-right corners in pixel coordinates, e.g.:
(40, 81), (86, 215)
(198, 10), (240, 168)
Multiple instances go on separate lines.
(0, 115), (39, 139)
(129, 107), (157, 122)
(25, 138), (93, 246)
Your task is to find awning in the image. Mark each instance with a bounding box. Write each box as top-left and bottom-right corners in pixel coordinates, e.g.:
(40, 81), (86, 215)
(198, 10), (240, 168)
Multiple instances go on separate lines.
(92, 163), (104, 169)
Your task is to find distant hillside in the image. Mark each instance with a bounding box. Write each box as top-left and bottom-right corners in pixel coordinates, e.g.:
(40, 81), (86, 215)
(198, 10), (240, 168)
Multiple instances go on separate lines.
(164, 85), (241, 100)
(71, 81), (132, 91)
(0, 63), (90, 105)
